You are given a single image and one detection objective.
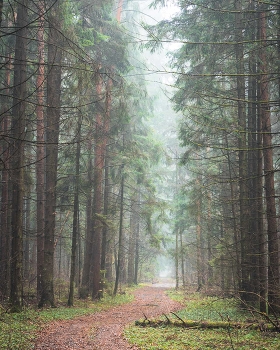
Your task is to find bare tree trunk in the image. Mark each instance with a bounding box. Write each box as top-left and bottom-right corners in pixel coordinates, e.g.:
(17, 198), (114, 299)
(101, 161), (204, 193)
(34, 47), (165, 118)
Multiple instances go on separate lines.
(23, 188), (31, 282)
(180, 229), (185, 288)
(0, 51), (12, 297)
(258, 7), (280, 311)
(91, 68), (104, 299)
(68, 114), (81, 306)
(257, 96), (266, 312)
(100, 151), (109, 294)
(0, 0), (3, 27)
(224, 132), (240, 291)
(134, 190), (140, 285)
(114, 168), (124, 295)
(81, 137), (93, 297)
(127, 194), (137, 285)
(101, 75), (112, 292)
(196, 178), (203, 291)
(247, 2), (259, 304)
(206, 193), (213, 286)
(39, 2), (62, 307)
(10, 0), (28, 312)
(235, 0), (249, 301)
(36, 0), (45, 298)
(175, 229), (179, 289)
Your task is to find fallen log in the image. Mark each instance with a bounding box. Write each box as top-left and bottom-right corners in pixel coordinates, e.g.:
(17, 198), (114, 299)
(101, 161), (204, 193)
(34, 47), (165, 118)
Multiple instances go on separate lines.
(135, 318), (279, 332)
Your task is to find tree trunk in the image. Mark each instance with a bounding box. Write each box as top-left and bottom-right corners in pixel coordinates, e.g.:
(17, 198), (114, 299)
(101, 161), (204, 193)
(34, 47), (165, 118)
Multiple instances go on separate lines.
(246, 1), (259, 304)
(100, 149), (109, 292)
(114, 168), (124, 295)
(39, 2), (62, 307)
(36, 0), (45, 299)
(23, 188), (31, 281)
(180, 229), (185, 288)
(127, 194), (137, 285)
(258, 6), (280, 311)
(68, 114), (81, 306)
(196, 178), (203, 290)
(81, 137), (93, 298)
(0, 0), (3, 27)
(91, 68), (104, 299)
(0, 50), (12, 298)
(224, 131), (240, 291)
(234, 0), (249, 301)
(10, 0), (28, 312)
(134, 191), (140, 285)
(257, 95), (266, 312)
(175, 229), (179, 289)
(101, 75), (112, 291)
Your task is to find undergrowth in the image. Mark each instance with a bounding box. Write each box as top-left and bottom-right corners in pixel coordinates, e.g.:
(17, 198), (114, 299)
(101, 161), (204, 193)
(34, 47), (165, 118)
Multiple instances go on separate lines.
(124, 289), (280, 350)
(0, 290), (134, 350)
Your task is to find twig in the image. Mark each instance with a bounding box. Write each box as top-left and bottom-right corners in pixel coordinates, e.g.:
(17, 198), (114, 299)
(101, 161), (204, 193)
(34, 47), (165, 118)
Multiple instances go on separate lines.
(163, 313), (171, 324)
(170, 312), (186, 326)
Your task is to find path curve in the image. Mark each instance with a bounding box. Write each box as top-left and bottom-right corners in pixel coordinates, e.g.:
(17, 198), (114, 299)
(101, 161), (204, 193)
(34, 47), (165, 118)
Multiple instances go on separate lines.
(34, 285), (182, 350)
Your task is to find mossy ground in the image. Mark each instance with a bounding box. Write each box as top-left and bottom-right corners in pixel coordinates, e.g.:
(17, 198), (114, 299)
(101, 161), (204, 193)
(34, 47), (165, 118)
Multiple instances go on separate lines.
(124, 290), (280, 350)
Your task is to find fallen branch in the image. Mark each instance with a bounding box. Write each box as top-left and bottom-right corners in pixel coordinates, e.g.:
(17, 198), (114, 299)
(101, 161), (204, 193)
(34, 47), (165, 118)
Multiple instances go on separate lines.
(163, 313), (171, 324)
(135, 318), (279, 332)
(170, 312), (186, 326)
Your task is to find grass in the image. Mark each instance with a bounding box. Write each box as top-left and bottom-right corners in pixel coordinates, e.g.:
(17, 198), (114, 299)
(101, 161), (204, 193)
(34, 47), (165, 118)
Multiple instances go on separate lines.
(0, 290), (134, 350)
(124, 289), (280, 350)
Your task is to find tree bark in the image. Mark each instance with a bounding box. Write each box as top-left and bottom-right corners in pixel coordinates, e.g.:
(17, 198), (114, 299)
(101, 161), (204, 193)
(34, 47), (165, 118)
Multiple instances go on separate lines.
(101, 74), (112, 290)
(0, 0), (3, 27)
(127, 194), (137, 285)
(134, 190), (140, 285)
(196, 177), (203, 290)
(39, 2), (62, 307)
(234, 0), (249, 301)
(10, 0), (28, 312)
(258, 6), (280, 311)
(257, 96), (266, 312)
(36, 0), (45, 298)
(114, 168), (125, 295)
(247, 1), (259, 303)
(91, 68), (104, 299)
(81, 137), (93, 297)
(0, 50), (12, 298)
(68, 113), (81, 306)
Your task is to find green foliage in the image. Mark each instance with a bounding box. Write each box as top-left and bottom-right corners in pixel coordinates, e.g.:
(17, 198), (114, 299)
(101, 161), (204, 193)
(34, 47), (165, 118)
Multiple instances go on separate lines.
(124, 291), (280, 350)
(0, 291), (134, 349)
(125, 326), (280, 350)
(167, 290), (249, 322)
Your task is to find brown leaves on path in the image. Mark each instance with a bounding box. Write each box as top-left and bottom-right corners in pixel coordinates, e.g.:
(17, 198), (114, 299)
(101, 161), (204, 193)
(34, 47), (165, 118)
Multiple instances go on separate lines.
(34, 285), (182, 350)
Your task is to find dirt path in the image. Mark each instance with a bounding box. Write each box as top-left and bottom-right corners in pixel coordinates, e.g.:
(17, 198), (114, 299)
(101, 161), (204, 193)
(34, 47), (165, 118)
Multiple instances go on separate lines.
(34, 285), (182, 350)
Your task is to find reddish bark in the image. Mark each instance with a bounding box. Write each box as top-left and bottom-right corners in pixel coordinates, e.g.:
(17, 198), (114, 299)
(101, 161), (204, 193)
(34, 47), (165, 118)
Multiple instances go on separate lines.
(39, 4), (62, 307)
(258, 9), (280, 310)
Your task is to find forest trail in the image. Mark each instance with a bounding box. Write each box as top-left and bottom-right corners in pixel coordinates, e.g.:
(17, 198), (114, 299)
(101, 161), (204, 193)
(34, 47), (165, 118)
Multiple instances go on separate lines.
(34, 284), (182, 350)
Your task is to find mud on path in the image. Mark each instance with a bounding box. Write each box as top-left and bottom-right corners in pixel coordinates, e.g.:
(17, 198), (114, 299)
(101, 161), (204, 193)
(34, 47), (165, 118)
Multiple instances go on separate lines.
(34, 285), (182, 350)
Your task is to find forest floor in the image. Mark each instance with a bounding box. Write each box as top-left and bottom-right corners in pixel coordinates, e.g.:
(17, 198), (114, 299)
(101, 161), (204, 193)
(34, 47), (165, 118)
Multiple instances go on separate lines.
(34, 283), (182, 350)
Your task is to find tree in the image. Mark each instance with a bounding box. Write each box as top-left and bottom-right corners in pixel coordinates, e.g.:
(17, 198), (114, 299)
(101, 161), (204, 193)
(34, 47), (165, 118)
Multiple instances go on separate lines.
(10, 0), (28, 312)
(36, 0), (45, 298)
(258, 4), (280, 311)
(39, 1), (63, 307)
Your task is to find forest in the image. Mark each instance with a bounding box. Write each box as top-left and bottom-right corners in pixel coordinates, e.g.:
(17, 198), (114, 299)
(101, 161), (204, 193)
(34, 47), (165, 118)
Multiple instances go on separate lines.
(0, 0), (280, 328)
